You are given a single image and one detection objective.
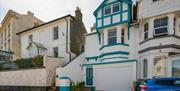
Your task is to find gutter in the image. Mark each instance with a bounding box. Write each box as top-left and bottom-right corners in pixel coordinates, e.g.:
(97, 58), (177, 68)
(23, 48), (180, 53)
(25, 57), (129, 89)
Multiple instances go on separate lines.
(65, 18), (72, 62)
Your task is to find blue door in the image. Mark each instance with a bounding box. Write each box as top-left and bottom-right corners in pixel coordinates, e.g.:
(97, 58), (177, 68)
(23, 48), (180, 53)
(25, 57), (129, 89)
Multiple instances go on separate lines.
(86, 67), (93, 86)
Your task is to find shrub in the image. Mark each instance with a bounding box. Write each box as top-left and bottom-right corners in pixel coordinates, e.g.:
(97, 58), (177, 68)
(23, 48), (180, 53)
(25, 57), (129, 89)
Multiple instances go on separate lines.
(32, 55), (43, 67)
(14, 58), (33, 68)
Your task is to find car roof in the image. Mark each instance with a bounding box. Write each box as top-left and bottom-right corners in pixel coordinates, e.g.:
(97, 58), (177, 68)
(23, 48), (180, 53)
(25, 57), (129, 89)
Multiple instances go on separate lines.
(153, 77), (180, 80)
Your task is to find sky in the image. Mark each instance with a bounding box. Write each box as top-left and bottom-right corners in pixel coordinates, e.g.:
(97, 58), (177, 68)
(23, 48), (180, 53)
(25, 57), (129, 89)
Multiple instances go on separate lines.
(0, 0), (136, 32)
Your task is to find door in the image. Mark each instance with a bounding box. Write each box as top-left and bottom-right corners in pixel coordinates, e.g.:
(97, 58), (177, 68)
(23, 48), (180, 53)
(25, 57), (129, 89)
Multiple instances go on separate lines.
(86, 67), (93, 86)
(93, 64), (136, 91)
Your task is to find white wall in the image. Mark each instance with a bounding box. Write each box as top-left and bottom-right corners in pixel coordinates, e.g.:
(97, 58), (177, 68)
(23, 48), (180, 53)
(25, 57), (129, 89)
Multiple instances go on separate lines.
(0, 68), (47, 86)
(139, 0), (180, 19)
(21, 17), (72, 63)
(56, 53), (85, 86)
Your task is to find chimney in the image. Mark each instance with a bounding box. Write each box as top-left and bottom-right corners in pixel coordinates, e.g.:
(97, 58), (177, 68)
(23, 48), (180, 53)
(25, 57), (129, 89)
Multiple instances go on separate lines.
(75, 7), (82, 21)
(27, 11), (34, 16)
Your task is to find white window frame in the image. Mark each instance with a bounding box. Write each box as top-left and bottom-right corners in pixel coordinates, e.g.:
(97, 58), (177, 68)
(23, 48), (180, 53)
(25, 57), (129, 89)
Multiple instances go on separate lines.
(154, 17), (169, 36)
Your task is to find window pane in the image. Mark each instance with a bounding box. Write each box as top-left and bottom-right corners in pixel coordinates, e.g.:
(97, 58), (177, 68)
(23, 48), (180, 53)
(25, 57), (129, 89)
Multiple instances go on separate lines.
(108, 30), (116, 37)
(174, 80), (180, 86)
(113, 3), (120, 13)
(53, 47), (58, 57)
(53, 26), (59, 40)
(172, 60), (180, 77)
(105, 6), (111, 15)
(155, 80), (173, 86)
(154, 28), (168, 35)
(108, 37), (117, 45)
(143, 59), (148, 78)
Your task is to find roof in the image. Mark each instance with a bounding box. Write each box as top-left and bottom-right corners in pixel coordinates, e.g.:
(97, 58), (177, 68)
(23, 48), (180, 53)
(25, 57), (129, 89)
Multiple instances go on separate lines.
(0, 10), (19, 27)
(94, 0), (132, 15)
(27, 41), (47, 50)
(16, 14), (74, 35)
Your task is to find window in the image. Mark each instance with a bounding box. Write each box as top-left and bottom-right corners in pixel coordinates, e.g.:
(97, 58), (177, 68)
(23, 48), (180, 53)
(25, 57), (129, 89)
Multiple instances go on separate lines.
(53, 26), (59, 40)
(143, 59), (148, 78)
(144, 23), (149, 40)
(172, 60), (180, 77)
(154, 17), (168, 36)
(8, 24), (10, 37)
(4, 29), (7, 40)
(174, 18), (176, 31)
(113, 3), (120, 13)
(8, 39), (10, 51)
(153, 0), (159, 2)
(153, 58), (166, 77)
(121, 29), (125, 44)
(155, 80), (173, 86)
(53, 47), (59, 57)
(104, 6), (111, 15)
(108, 30), (117, 45)
(29, 35), (33, 41)
(174, 80), (180, 86)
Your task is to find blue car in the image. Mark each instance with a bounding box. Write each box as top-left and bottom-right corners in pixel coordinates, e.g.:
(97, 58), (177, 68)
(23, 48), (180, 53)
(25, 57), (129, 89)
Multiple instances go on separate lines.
(140, 78), (180, 91)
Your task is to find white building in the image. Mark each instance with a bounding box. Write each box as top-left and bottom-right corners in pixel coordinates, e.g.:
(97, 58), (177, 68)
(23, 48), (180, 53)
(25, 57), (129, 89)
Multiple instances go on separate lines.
(81, 0), (180, 91)
(17, 8), (86, 63)
(83, 0), (137, 91)
(137, 0), (180, 79)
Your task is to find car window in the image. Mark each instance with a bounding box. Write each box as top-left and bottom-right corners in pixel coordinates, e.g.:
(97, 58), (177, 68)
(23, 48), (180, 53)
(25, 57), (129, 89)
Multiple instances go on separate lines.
(174, 80), (180, 86)
(155, 80), (173, 86)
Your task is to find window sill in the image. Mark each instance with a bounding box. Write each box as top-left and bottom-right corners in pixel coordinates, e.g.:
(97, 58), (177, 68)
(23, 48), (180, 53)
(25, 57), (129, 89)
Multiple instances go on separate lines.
(139, 35), (180, 45)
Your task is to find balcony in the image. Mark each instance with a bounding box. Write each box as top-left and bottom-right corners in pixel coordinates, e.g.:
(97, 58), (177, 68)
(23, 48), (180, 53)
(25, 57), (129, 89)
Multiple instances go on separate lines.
(139, 35), (180, 53)
(99, 43), (130, 60)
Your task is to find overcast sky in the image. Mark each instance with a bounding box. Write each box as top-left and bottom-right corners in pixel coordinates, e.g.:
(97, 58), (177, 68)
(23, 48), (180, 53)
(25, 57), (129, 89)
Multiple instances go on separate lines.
(0, 0), (136, 32)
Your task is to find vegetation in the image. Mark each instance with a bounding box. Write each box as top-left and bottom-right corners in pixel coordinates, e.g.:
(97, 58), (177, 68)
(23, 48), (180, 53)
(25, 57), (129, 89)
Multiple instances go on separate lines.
(0, 55), (44, 71)
(70, 81), (86, 91)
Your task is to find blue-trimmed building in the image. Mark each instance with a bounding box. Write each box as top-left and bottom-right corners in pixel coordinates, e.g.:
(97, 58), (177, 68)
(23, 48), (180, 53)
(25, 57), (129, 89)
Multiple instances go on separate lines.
(83, 0), (137, 91)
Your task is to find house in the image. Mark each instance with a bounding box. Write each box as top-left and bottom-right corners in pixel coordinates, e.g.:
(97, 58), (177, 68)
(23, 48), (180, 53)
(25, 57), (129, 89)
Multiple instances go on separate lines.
(0, 10), (43, 60)
(83, 0), (137, 91)
(137, 0), (180, 78)
(17, 7), (87, 64)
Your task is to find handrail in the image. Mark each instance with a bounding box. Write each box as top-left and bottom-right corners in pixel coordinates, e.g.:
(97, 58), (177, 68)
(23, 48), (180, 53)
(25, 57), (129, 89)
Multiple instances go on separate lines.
(62, 52), (84, 67)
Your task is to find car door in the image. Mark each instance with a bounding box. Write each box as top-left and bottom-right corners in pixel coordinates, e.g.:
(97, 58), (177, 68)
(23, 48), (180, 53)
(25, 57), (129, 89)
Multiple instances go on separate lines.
(173, 79), (180, 91)
(150, 80), (174, 91)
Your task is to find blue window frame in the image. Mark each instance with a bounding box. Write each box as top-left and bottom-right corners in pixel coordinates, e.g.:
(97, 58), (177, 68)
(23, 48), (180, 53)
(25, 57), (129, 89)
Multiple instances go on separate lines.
(108, 30), (117, 45)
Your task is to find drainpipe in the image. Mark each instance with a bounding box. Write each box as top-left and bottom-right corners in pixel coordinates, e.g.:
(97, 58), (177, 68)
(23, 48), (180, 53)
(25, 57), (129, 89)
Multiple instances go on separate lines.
(65, 18), (72, 62)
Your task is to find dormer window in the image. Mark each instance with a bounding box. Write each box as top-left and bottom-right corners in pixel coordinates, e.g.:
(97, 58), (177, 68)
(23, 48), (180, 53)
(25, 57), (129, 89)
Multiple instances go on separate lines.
(154, 17), (168, 36)
(104, 6), (111, 16)
(113, 3), (120, 13)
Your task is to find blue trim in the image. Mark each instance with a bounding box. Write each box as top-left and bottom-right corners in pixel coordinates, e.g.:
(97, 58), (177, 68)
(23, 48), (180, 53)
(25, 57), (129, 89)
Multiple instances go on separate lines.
(86, 32), (98, 36)
(60, 76), (71, 80)
(100, 56), (128, 61)
(86, 51), (129, 62)
(59, 86), (70, 91)
(86, 56), (98, 61)
(99, 43), (129, 50)
(93, 0), (132, 15)
(99, 51), (129, 58)
(83, 60), (137, 66)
